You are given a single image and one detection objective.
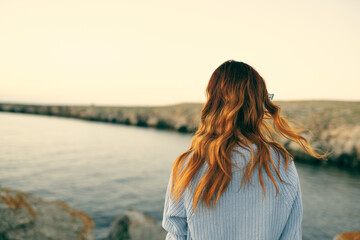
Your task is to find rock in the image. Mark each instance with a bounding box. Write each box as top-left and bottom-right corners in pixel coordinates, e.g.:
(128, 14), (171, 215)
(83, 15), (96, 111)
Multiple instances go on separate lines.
(107, 209), (166, 240)
(0, 188), (94, 240)
(146, 116), (159, 128)
(334, 231), (360, 240)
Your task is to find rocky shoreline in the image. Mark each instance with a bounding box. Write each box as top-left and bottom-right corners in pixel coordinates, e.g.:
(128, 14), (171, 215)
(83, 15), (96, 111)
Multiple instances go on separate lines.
(0, 101), (359, 170)
(0, 187), (358, 240)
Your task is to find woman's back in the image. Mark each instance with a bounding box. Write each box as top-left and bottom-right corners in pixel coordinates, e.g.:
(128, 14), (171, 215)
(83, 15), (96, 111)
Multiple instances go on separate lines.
(162, 143), (303, 240)
(161, 60), (327, 239)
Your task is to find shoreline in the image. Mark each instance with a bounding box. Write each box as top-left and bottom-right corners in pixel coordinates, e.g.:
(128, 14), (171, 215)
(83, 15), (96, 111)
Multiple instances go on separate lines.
(1, 101), (359, 171)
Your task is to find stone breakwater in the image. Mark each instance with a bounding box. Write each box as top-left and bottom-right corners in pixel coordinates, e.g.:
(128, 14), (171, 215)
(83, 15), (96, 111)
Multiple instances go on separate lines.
(0, 101), (359, 170)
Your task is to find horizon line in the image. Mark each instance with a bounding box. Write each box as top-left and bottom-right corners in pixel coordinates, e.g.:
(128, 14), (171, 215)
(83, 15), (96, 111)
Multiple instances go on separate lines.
(0, 99), (359, 108)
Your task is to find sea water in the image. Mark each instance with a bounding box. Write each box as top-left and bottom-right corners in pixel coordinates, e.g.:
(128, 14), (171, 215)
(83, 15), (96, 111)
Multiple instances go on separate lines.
(0, 112), (359, 240)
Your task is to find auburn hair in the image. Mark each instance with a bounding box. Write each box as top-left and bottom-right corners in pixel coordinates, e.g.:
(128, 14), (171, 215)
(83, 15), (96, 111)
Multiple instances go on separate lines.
(170, 60), (330, 213)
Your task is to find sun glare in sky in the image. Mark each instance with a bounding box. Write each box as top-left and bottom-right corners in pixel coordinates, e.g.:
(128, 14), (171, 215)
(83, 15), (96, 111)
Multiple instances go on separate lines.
(0, 0), (359, 106)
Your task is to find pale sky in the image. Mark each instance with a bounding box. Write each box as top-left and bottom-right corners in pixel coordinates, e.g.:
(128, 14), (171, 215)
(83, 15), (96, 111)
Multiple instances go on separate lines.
(0, 0), (359, 106)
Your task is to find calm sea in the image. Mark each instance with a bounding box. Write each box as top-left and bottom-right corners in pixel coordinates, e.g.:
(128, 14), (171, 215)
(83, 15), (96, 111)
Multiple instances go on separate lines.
(0, 112), (359, 240)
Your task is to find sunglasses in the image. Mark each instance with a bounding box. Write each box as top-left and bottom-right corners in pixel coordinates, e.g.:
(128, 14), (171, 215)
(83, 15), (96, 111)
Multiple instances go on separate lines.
(268, 93), (274, 101)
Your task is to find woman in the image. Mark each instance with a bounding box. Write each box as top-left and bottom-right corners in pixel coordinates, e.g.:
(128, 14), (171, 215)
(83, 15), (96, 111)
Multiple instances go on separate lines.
(162, 60), (329, 240)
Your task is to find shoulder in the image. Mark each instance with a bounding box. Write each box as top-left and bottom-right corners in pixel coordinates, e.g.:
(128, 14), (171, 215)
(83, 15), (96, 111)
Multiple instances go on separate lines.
(268, 145), (301, 205)
(232, 143), (301, 205)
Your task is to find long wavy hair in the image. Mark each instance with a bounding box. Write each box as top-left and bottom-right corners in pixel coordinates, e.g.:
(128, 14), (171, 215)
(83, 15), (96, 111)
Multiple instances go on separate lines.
(170, 60), (329, 213)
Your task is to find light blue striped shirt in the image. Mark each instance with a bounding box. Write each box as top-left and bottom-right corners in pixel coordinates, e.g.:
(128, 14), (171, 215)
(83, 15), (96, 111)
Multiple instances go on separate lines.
(162, 144), (303, 240)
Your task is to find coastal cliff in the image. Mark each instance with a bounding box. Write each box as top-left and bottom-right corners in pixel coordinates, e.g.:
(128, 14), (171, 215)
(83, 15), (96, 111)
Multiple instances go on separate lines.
(0, 100), (359, 170)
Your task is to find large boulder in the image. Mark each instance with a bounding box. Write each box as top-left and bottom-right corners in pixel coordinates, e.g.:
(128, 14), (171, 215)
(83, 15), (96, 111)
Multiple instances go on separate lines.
(0, 188), (94, 240)
(108, 209), (166, 240)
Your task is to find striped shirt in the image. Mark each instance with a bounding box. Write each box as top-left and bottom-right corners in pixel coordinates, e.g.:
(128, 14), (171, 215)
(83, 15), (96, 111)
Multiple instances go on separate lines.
(162, 143), (303, 240)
